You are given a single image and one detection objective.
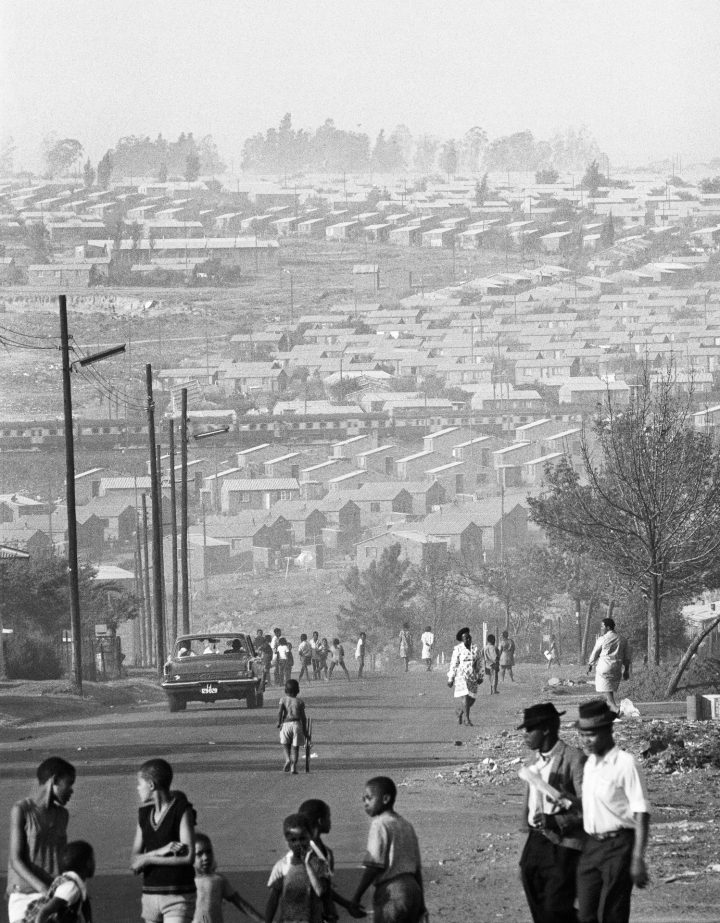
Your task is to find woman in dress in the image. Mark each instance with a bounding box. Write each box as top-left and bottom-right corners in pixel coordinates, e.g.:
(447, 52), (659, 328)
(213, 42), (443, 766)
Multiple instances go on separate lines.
(499, 630), (515, 682)
(587, 616), (631, 714)
(447, 627), (484, 726)
(398, 623), (412, 673)
(420, 626), (434, 672)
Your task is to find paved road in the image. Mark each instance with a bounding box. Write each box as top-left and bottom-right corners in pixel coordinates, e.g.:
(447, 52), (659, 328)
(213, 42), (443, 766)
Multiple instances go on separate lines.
(0, 668), (515, 922)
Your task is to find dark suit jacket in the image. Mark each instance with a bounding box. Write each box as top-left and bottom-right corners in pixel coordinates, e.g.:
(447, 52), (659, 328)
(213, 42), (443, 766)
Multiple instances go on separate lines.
(521, 738), (586, 851)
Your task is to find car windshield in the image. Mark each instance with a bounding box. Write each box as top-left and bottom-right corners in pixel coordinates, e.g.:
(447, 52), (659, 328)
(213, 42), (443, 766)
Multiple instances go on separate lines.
(175, 637), (249, 658)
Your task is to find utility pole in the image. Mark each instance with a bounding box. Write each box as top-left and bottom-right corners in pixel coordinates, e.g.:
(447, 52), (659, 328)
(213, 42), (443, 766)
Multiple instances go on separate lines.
(59, 294), (83, 695)
(168, 420), (178, 644)
(180, 388), (190, 634)
(141, 494), (153, 666)
(145, 364), (165, 671)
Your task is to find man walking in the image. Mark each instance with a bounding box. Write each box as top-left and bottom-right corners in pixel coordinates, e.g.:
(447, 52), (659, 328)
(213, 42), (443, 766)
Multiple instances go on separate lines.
(576, 699), (650, 923)
(587, 618), (631, 715)
(518, 702), (585, 923)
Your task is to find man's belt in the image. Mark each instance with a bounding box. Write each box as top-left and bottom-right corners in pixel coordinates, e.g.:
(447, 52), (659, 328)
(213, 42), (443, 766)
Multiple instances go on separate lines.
(587, 828), (633, 841)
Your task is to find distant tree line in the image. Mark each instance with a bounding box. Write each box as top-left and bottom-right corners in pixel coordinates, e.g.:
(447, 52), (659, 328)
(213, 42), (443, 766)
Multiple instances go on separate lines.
(241, 114), (604, 176)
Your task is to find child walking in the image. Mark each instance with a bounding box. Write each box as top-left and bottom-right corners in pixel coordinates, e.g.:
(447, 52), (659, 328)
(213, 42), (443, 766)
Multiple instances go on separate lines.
(24, 840), (94, 923)
(7, 756), (76, 923)
(327, 639), (350, 681)
(193, 832), (262, 923)
(297, 635), (312, 682)
(130, 758), (197, 923)
(298, 800), (365, 921)
(265, 814), (329, 923)
(483, 633), (500, 695)
(277, 679), (309, 774)
(350, 777), (425, 923)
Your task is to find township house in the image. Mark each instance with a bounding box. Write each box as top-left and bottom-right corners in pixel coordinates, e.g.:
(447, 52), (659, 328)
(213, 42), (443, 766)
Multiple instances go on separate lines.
(217, 362), (288, 394)
(355, 530), (448, 568)
(314, 496), (362, 553)
(221, 478), (300, 513)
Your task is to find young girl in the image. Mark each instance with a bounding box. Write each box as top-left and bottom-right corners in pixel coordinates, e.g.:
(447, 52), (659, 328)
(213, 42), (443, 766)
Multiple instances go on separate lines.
(483, 633), (500, 695)
(398, 623), (412, 673)
(327, 639), (350, 681)
(193, 832), (262, 923)
(25, 840), (94, 923)
(318, 639), (330, 680)
(265, 814), (329, 923)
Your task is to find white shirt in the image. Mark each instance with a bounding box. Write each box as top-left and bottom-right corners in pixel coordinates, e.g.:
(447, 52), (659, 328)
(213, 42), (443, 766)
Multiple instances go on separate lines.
(582, 745), (650, 834)
(420, 631), (434, 659)
(527, 741), (562, 825)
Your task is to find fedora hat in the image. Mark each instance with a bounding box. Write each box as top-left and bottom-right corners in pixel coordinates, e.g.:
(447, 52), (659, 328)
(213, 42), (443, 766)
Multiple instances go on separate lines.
(516, 702), (565, 731)
(456, 627), (471, 642)
(576, 699), (616, 729)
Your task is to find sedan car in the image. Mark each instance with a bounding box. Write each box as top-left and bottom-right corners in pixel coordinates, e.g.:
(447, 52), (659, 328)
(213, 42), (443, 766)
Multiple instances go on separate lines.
(162, 632), (265, 712)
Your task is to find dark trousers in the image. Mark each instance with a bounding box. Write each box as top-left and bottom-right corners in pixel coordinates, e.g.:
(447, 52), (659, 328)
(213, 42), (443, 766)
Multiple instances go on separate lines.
(577, 830), (634, 923)
(520, 829), (579, 923)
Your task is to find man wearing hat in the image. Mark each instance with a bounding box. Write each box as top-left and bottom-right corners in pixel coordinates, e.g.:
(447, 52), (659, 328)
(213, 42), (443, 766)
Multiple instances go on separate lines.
(446, 627), (484, 725)
(518, 702), (586, 923)
(576, 699), (650, 923)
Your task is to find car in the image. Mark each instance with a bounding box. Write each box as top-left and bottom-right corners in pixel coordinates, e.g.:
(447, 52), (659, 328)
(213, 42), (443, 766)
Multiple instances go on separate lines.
(162, 632), (266, 712)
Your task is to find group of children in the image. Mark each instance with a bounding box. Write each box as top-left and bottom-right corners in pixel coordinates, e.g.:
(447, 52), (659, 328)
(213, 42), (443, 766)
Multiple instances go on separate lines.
(7, 757), (426, 923)
(256, 629), (359, 686)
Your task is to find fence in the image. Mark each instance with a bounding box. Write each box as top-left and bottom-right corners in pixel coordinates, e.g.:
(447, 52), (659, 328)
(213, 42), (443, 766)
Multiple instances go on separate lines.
(60, 634), (125, 682)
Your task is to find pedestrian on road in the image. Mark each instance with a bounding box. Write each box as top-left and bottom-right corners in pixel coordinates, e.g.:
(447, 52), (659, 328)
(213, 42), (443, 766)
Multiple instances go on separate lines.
(545, 634), (560, 670)
(24, 839), (94, 923)
(327, 639), (351, 681)
(355, 632), (367, 679)
(277, 679), (309, 775)
(420, 627), (434, 671)
(298, 799), (365, 921)
(318, 639), (330, 680)
(483, 633), (500, 695)
(576, 699), (650, 923)
(587, 618), (631, 715)
(7, 757), (76, 923)
(350, 776), (425, 923)
(271, 628), (283, 686)
(265, 814), (329, 923)
(130, 758), (197, 923)
(499, 630), (516, 682)
(447, 627), (484, 726)
(276, 638), (293, 685)
(310, 631), (322, 681)
(297, 634), (312, 682)
(398, 624), (413, 673)
(193, 831), (262, 923)
(518, 703), (585, 923)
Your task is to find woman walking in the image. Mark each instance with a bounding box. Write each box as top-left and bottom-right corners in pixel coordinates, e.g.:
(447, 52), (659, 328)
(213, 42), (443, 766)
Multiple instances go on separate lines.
(447, 627), (484, 726)
(399, 623), (413, 673)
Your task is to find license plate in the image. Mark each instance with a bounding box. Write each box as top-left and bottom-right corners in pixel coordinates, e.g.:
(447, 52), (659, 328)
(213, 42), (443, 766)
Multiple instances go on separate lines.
(200, 684), (218, 695)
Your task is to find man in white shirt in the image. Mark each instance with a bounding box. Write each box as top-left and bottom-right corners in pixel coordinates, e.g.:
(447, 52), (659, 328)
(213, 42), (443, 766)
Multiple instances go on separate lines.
(576, 699), (650, 923)
(518, 702), (585, 923)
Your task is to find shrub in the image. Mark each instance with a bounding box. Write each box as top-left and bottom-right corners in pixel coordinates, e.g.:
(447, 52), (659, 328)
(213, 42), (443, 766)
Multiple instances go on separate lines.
(6, 636), (63, 680)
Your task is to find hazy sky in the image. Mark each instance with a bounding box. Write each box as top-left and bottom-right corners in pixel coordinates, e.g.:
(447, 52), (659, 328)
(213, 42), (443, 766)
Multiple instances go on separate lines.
(3, 0), (720, 172)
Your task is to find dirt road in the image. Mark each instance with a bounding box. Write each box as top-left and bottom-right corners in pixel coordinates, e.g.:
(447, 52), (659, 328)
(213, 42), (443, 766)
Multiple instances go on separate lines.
(0, 664), (718, 922)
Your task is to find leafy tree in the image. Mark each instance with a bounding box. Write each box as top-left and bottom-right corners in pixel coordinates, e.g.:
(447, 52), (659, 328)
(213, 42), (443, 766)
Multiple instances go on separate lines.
(199, 134), (226, 175)
(25, 221), (50, 263)
(97, 150), (113, 188)
(485, 130), (539, 171)
(45, 138), (84, 178)
(185, 151), (201, 182)
(413, 551), (464, 637)
(439, 139), (458, 180)
(460, 126), (488, 174)
(372, 129), (405, 173)
(535, 167), (559, 184)
(581, 159), (606, 196)
(83, 158), (95, 188)
(699, 176), (720, 194)
(601, 212), (615, 246)
(0, 135), (16, 174)
(157, 162), (168, 183)
(474, 173), (488, 206)
(339, 544), (417, 644)
(528, 366), (720, 671)
(413, 135), (439, 173)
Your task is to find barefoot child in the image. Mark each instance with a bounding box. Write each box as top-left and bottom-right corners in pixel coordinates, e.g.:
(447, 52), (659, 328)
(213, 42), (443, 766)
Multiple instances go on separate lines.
(298, 799), (365, 921)
(351, 777), (425, 923)
(25, 840), (94, 923)
(130, 758), (197, 923)
(7, 757), (76, 923)
(277, 680), (309, 774)
(193, 832), (262, 923)
(265, 814), (329, 923)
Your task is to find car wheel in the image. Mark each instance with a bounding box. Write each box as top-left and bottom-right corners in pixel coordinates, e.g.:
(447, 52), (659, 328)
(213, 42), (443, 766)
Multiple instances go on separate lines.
(168, 695), (187, 712)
